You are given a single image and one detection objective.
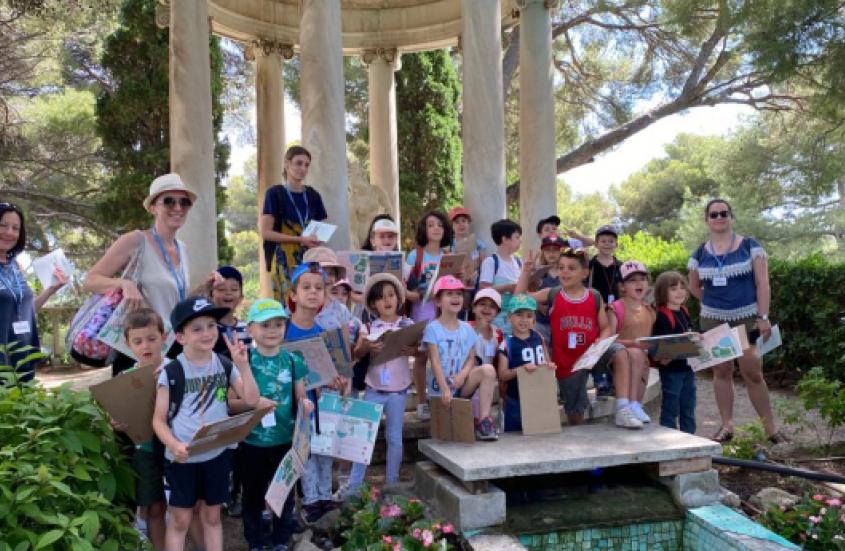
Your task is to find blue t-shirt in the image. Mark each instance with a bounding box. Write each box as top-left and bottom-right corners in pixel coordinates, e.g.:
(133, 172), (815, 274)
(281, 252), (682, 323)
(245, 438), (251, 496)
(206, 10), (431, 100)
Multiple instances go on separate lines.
(688, 237), (766, 321)
(284, 319), (325, 419)
(501, 330), (546, 400)
(422, 319), (477, 396)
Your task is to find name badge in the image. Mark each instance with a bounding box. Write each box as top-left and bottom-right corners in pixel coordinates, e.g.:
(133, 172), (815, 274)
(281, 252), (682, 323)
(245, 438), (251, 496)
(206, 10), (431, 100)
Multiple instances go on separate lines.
(380, 368), (391, 386)
(13, 321), (31, 335)
(568, 333), (578, 349)
(712, 276), (728, 287)
(260, 412), (276, 428)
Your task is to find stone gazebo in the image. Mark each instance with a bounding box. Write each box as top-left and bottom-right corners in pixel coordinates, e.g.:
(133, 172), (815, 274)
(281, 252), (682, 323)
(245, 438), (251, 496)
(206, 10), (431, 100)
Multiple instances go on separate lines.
(160, 1), (560, 291)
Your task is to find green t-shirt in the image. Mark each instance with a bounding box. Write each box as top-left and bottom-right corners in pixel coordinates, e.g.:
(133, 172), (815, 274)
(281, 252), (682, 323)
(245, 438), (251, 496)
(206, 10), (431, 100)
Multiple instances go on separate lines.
(244, 348), (308, 447)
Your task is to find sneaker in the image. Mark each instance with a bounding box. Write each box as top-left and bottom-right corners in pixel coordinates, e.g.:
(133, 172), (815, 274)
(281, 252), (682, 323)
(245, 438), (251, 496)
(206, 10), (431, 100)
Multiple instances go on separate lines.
(332, 481), (350, 502)
(475, 416), (499, 441)
(302, 503), (324, 524)
(615, 406), (644, 429)
(630, 403), (651, 423)
(416, 402), (430, 421)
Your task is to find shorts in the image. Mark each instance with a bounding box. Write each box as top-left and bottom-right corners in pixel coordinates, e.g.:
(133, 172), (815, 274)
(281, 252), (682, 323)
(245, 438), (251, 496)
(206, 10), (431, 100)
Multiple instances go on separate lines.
(132, 447), (165, 507)
(557, 370), (589, 416)
(700, 316), (760, 343)
(594, 342), (626, 373)
(164, 449), (232, 508)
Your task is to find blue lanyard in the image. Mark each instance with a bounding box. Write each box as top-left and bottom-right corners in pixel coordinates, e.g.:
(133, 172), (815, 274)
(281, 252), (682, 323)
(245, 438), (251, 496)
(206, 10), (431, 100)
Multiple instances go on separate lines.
(151, 227), (187, 300)
(0, 262), (23, 307)
(708, 232), (736, 274)
(284, 184), (310, 229)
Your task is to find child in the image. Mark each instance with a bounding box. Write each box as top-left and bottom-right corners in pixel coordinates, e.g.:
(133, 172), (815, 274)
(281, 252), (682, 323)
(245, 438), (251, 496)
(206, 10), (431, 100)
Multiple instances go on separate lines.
(588, 225), (622, 304)
(448, 205), (486, 289)
(362, 215), (399, 251)
(470, 288), (504, 367)
(211, 266), (251, 359)
(496, 295), (555, 432)
(152, 296), (260, 551)
(479, 218), (523, 333)
(606, 261), (657, 429)
(515, 248), (610, 426)
(653, 271), (696, 434)
(423, 275), (499, 441)
(347, 273), (417, 496)
(535, 215), (561, 240)
(305, 247), (359, 342)
(405, 210), (454, 419)
(121, 308), (168, 551)
(533, 235), (565, 344)
(231, 298), (313, 551)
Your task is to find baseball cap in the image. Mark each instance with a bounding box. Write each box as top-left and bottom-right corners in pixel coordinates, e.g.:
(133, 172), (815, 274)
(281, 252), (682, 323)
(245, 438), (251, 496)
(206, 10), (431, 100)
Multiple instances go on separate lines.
(332, 278), (353, 291)
(536, 215), (561, 234)
(448, 206), (471, 221)
(170, 296), (229, 332)
(472, 288), (502, 310)
(595, 224), (619, 239)
(216, 266), (243, 287)
(372, 219), (399, 234)
(246, 298), (289, 324)
(541, 235), (566, 249)
(620, 260), (648, 281)
(290, 262), (327, 286)
(507, 294), (537, 314)
(431, 275), (467, 296)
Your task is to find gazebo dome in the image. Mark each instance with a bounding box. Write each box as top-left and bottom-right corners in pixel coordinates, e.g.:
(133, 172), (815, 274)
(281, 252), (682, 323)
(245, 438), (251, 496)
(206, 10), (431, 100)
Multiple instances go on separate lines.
(208, 0), (516, 53)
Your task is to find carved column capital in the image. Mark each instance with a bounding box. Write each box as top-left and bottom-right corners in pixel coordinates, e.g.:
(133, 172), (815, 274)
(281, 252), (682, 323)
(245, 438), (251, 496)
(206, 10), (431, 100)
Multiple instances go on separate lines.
(512, 0), (559, 16)
(361, 48), (401, 70)
(155, 0), (169, 28)
(247, 39), (295, 62)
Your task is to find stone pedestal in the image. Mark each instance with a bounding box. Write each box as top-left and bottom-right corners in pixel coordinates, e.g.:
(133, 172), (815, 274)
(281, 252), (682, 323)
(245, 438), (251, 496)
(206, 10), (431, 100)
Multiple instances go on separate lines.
(169, 0), (217, 285)
(252, 40), (291, 298)
(415, 461), (506, 531)
(299, 0), (350, 249)
(517, 0), (557, 251)
(365, 48), (401, 234)
(462, 0), (506, 249)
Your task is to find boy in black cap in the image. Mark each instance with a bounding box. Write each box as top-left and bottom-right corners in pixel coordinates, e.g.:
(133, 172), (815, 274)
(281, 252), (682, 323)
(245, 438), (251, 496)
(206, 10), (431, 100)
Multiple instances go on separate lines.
(152, 296), (260, 551)
(587, 224), (622, 398)
(210, 266), (252, 361)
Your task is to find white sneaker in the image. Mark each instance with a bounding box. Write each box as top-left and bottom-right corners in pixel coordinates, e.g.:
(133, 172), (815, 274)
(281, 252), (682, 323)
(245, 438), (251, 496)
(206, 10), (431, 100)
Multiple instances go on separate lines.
(416, 402), (430, 421)
(630, 403), (651, 423)
(615, 406), (644, 429)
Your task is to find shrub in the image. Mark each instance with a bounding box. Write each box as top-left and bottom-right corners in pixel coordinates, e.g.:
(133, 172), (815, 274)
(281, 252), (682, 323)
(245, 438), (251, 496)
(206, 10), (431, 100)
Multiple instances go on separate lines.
(779, 367), (845, 452)
(0, 374), (142, 550)
(721, 420), (768, 460)
(760, 493), (845, 550)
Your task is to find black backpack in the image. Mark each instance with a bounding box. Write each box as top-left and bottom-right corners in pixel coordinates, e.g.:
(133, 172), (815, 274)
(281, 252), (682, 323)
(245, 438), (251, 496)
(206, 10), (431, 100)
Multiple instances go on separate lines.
(164, 355), (233, 426)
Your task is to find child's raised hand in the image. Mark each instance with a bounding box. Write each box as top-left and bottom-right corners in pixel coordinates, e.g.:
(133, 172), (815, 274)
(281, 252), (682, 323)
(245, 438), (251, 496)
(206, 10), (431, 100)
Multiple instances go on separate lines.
(223, 332), (249, 364)
(302, 398), (315, 415)
(172, 442), (190, 463)
(523, 249), (537, 272)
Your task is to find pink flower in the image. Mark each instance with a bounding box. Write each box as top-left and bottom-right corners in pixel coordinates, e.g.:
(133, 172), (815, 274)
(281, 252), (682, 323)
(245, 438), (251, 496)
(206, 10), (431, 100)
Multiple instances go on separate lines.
(813, 494), (825, 501)
(393, 544), (401, 551)
(380, 504), (402, 518)
(442, 523), (454, 534)
(371, 487), (381, 502)
(827, 498), (842, 507)
(809, 515), (822, 524)
(413, 528), (422, 539)
(382, 535), (393, 544)
(431, 523), (440, 530)
(422, 529), (434, 546)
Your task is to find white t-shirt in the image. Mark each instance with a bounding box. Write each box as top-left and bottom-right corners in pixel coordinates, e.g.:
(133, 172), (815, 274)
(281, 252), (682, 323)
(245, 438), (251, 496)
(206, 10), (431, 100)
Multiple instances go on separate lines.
(479, 254), (522, 286)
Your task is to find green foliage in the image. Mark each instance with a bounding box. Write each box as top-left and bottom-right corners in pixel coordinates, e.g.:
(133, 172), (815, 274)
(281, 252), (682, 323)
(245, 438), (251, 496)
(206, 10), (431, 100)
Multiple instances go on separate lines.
(615, 232), (690, 274)
(556, 182), (616, 238)
(0, 375), (142, 549)
(760, 493), (845, 550)
(721, 421), (768, 459)
(396, 50), (462, 238)
(336, 486), (459, 550)
(779, 367), (845, 452)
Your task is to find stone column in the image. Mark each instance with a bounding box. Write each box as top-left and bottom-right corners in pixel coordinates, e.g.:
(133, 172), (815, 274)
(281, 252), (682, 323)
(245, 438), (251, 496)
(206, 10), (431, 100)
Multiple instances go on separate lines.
(168, 0), (217, 286)
(249, 40), (293, 298)
(462, 0), (506, 252)
(299, 0), (350, 249)
(364, 48), (401, 233)
(517, 0), (557, 251)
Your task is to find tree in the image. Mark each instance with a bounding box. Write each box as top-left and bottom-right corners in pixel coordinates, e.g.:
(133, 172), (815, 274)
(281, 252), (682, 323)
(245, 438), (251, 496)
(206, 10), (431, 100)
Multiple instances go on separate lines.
(96, 0), (232, 262)
(395, 50), (462, 238)
(556, 181), (616, 237)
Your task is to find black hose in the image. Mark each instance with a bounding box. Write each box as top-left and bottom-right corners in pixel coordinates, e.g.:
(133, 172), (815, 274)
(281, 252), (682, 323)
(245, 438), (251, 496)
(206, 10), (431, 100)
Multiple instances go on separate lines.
(713, 455), (845, 484)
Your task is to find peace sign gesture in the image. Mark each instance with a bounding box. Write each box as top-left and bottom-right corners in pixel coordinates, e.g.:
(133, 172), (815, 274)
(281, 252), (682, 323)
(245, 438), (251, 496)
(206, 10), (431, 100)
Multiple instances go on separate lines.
(223, 331), (249, 366)
(522, 249), (538, 272)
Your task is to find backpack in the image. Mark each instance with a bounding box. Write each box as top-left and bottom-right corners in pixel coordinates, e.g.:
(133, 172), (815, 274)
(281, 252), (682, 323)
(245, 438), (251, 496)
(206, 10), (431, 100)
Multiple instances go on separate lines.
(547, 286), (601, 319)
(656, 306), (691, 332)
(351, 322), (372, 391)
(164, 355), (233, 426)
(491, 253), (522, 281)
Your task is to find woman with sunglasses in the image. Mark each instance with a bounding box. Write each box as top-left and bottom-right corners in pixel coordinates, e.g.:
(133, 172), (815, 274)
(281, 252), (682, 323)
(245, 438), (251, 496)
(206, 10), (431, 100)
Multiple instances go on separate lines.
(84, 174), (215, 376)
(0, 203), (68, 382)
(687, 198), (786, 444)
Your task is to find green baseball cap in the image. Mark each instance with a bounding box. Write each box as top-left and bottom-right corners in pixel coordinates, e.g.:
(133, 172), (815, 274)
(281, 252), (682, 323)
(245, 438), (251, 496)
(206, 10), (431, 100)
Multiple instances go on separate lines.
(246, 298), (289, 324)
(507, 294), (537, 314)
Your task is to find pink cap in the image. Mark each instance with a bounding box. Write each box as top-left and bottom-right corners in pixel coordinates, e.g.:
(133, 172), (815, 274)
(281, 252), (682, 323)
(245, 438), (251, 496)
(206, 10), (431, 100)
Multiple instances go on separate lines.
(472, 288), (502, 310)
(620, 260), (648, 280)
(431, 275), (467, 296)
(332, 278), (352, 290)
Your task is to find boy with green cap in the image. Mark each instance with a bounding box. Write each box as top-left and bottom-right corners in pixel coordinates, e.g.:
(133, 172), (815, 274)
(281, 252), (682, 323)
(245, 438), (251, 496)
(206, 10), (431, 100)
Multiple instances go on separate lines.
(230, 298), (313, 551)
(496, 294), (556, 432)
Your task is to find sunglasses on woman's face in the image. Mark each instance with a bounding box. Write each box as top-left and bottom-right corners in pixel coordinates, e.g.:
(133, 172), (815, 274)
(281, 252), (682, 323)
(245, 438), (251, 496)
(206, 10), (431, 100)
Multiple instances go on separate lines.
(159, 196), (193, 209)
(708, 210), (730, 219)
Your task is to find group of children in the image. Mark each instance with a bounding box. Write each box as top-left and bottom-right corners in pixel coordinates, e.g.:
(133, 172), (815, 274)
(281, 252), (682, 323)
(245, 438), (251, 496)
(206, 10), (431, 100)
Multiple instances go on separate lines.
(114, 207), (699, 551)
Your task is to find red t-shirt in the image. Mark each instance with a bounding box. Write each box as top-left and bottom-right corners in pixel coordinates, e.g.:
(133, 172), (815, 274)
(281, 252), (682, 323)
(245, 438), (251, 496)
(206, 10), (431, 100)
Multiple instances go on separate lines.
(550, 288), (600, 379)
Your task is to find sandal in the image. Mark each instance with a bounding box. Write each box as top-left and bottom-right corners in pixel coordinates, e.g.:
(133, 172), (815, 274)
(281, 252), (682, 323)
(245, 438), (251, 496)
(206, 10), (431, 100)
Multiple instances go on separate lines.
(712, 427), (734, 443)
(768, 430), (791, 445)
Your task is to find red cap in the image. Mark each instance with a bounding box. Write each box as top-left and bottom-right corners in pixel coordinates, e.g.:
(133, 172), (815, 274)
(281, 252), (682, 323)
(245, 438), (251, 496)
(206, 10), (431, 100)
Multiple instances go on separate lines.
(448, 206), (471, 221)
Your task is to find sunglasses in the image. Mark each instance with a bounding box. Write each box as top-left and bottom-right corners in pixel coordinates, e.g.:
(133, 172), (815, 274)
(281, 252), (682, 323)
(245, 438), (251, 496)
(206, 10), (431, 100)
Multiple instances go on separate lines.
(561, 247), (587, 257)
(159, 196), (193, 209)
(708, 210), (730, 219)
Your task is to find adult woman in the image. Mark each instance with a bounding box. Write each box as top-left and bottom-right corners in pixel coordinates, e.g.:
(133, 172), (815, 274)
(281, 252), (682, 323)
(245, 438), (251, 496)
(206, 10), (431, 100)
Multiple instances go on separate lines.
(260, 146), (328, 302)
(84, 173), (205, 376)
(687, 199), (786, 443)
(0, 203), (67, 381)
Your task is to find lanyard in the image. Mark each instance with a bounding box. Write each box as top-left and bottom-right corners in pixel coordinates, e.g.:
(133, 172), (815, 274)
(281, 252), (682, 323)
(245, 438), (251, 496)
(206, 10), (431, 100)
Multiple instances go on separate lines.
(0, 262), (23, 308)
(707, 232), (736, 274)
(151, 227), (187, 300)
(284, 184), (310, 229)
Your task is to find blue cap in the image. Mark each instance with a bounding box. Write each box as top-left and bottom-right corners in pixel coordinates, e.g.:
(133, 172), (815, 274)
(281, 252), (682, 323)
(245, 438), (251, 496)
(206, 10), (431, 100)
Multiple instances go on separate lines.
(290, 262), (327, 287)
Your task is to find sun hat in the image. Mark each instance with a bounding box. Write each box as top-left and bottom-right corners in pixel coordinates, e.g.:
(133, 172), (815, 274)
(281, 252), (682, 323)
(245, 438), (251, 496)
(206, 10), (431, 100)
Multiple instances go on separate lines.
(302, 246), (347, 277)
(541, 235), (566, 249)
(472, 288), (502, 310)
(431, 275), (467, 297)
(332, 278), (353, 291)
(143, 173), (197, 212)
(170, 296), (229, 332)
(507, 294), (537, 314)
(620, 260), (648, 281)
(363, 273), (406, 314)
(246, 298), (289, 324)
(372, 219), (399, 234)
(595, 224), (619, 239)
(290, 262), (327, 286)
(448, 206), (471, 221)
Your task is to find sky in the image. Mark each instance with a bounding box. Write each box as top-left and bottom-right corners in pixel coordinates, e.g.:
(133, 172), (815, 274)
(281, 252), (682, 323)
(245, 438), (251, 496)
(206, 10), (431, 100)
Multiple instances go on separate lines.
(226, 98), (754, 198)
